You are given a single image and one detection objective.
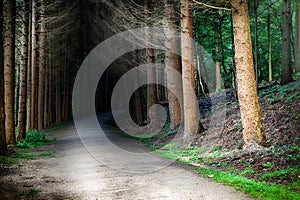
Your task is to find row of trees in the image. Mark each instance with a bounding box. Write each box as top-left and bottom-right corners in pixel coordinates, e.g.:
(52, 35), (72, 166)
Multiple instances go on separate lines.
(0, 0), (83, 154)
(0, 0), (299, 154)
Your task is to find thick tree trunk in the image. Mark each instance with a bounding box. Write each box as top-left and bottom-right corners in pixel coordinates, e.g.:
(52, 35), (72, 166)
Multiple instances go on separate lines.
(146, 1), (159, 128)
(231, 0), (266, 147)
(281, 0), (293, 85)
(181, 0), (203, 137)
(295, 0), (300, 73)
(165, 0), (182, 130)
(17, 0), (30, 141)
(38, 0), (46, 131)
(133, 51), (144, 125)
(253, 0), (259, 87)
(4, 0), (16, 145)
(31, 0), (37, 129)
(0, 0), (7, 154)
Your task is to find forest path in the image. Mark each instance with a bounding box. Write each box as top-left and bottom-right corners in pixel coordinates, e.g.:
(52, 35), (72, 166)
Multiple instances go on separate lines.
(2, 114), (253, 200)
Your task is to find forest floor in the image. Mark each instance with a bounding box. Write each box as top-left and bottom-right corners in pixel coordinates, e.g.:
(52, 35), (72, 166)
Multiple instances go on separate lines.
(146, 78), (300, 199)
(0, 115), (252, 199)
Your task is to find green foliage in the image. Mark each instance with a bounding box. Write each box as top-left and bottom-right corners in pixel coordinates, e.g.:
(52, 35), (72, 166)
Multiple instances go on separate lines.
(262, 162), (273, 168)
(16, 130), (55, 148)
(0, 156), (15, 166)
(261, 168), (297, 180)
(259, 81), (300, 102)
(239, 167), (255, 176)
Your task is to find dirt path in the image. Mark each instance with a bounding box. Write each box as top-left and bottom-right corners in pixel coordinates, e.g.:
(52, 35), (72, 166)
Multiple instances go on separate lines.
(1, 115), (253, 200)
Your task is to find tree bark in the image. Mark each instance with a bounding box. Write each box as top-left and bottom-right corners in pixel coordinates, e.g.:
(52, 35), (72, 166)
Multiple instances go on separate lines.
(231, 0), (266, 147)
(133, 50), (144, 125)
(267, 9), (272, 82)
(253, 0), (259, 87)
(4, 0), (16, 145)
(0, 0), (7, 154)
(146, 1), (159, 128)
(18, 0), (30, 141)
(165, 0), (182, 130)
(295, 0), (300, 73)
(31, 0), (37, 129)
(281, 0), (293, 85)
(38, 0), (46, 131)
(181, 0), (204, 137)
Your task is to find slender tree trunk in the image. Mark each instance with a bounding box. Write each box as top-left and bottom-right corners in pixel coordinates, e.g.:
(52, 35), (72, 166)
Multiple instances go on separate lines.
(31, 0), (37, 129)
(213, 12), (221, 91)
(56, 65), (62, 124)
(44, 60), (48, 128)
(47, 51), (52, 127)
(0, 0), (7, 154)
(26, 0), (32, 130)
(4, 0), (16, 145)
(231, 0), (266, 147)
(281, 0), (293, 85)
(17, 0), (30, 141)
(37, 0), (46, 131)
(230, 13), (238, 99)
(14, 64), (20, 128)
(181, 0), (204, 137)
(268, 10), (272, 82)
(165, 0), (182, 130)
(295, 0), (300, 73)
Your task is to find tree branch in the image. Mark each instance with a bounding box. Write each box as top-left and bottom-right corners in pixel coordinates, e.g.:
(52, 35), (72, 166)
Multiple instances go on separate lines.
(192, 0), (231, 12)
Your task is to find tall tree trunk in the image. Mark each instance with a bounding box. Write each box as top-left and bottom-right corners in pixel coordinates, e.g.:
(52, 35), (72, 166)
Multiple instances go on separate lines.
(268, 9), (272, 82)
(164, 0), (182, 130)
(0, 0), (7, 154)
(56, 65), (62, 124)
(26, 1), (32, 130)
(181, 0), (204, 137)
(43, 60), (48, 128)
(231, 0), (266, 147)
(146, 0), (159, 128)
(4, 0), (16, 145)
(37, 0), (46, 131)
(281, 0), (293, 85)
(31, 0), (37, 129)
(17, 0), (30, 141)
(295, 0), (300, 73)
(47, 50), (52, 127)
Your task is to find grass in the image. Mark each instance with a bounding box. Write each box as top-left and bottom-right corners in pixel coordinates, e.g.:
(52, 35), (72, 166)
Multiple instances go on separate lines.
(148, 143), (300, 200)
(197, 168), (300, 200)
(22, 189), (40, 198)
(1, 129), (56, 167)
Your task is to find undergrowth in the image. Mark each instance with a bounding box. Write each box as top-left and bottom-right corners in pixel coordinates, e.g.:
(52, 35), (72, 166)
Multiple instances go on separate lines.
(17, 130), (55, 148)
